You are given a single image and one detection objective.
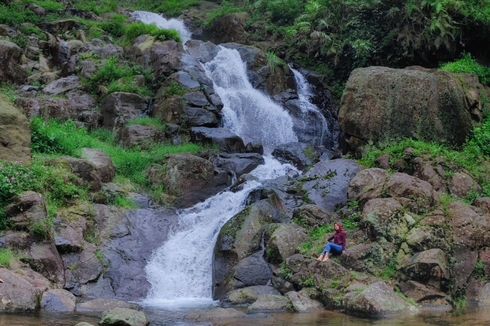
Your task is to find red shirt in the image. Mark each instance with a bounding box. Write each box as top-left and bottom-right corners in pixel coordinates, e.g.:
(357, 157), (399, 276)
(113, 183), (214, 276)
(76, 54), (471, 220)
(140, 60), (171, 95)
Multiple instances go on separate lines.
(329, 230), (347, 249)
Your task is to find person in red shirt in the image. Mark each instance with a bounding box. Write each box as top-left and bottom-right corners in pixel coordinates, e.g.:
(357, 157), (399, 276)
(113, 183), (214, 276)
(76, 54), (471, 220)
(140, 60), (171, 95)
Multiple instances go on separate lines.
(317, 223), (347, 262)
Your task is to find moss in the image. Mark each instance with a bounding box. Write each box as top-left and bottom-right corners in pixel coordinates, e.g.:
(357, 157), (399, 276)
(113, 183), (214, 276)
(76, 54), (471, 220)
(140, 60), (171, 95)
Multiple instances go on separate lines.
(220, 207), (248, 238)
(0, 248), (15, 268)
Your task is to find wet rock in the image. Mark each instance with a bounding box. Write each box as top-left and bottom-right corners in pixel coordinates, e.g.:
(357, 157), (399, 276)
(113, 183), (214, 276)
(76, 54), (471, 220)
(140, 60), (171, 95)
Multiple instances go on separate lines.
(266, 223), (307, 264)
(286, 290), (323, 312)
(118, 124), (165, 149)
(100, 307), (148, 326)
(212, 153), (264, 177)
(43, 75), (81, 95)
(272, 142), (316, 170)
(302, 159), (361, 212)
(81, 148), (116, 183)
(191, 127), (248, 153)
(76, 299), (139, 313)
(339, 66), (480, 152)
(25, 242), (65, 285)
(0, 268), (44, 311)
(233, 252), (273, 288)
(75, 323), (95, 326)
(343, 281), (418, 317)
(184, 106), (218, 127)
(101, 92), (147, 129)
(292, 204), (337, 229)
(5, 191), (47, 230)
(398, 280), (447, 303)
(0, 40), (26, 83)
(449, 172), (481, 198)
(402, 249), (449, 290)
(186, 307), (246, 321)
(40, 289), (76, 312)
(226, 285), (280, 304)
(247, 295), (291, 312)
(0, 96), (31, 162)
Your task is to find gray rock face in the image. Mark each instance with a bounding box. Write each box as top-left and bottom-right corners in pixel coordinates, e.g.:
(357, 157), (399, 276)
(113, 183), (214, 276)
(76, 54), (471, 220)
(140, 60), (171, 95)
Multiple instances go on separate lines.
(6, 191), (46, 230)
(0, 96), (31, 163)
(118, 124), (165, 149)
(43, 75), (81, 95)
(101, 92), (147, 129)
(247, 295), (291, 312)
(272, 142), (315, 170)
(343, 281), (418, 317)
(149, 40), (183, 79)
(76, 299), (139, 313)
(25, 242), (65, 286)
(0, 40), (26, 83)
(191, 127), (248, 153)
(61, 157), (103, 191)
(81, 148), (116, 183)
(212, 153), (264, 178)
(233, 252), (273, 288)
(63, 243), (104, 293)
(0, 268), (45, 312)
(292, 204), (337, 229)
(40, 289), (76, 312)
(266, 223), (307, 264)
(402, 249), (449, 290)
(286, 290), (323, 312)
(302, 159), (361, 212)
(226, 285), (280, 304)
(184, 106), (218, 127)
(348, 168), (389, 203)
(100, 307), (148, 326)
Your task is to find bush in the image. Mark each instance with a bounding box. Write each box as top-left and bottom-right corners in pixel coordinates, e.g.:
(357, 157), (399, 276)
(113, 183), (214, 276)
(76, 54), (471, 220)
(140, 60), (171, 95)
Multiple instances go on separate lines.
(73, 0), (117, 15)
(98, 14), (128, 38)
(440, 54), (490, 86)
(205, 3), (243, 27)
(0, 248), (14, 268)
(125, 22), (181, 44)
(154, 0), (199, 17)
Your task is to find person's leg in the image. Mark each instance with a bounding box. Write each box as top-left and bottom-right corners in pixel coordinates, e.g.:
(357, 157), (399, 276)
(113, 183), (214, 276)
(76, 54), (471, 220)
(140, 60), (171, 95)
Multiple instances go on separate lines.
(321, 243), (333, 261)
(329, 243), (343, 255)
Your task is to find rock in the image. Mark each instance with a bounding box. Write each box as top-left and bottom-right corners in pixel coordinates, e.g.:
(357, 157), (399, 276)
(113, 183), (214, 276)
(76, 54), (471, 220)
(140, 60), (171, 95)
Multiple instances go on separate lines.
(0, 268), (43, 311)
(43, 75), (81, 95)
(302, 159), (361, 212)
(0, 96), (31, 162)
(348, 168), (389, 203)
(339, 66), (479, 152)
(0, 40), (26, 83)
(40, 289), (76, 312)
(266, 223), (307, 263)
(186, 307), (246, 321)
(148, 154), (229, 207)
(149, 40), (183, 79)
(361, 198), (406, 242)
(191, 127), (248, 153)
(475, 197), (490, 214)
(76, 299), (139, 313)
(247, 295), (291, 312)
(398, 280), (446, 303)
(385, 173), (434, 209)
(63, 243), (104, 290)
(339, 242), (387, 274)
(476, 283), (490, 307)
(292, 205), (337, 229)
(25, 242), (65, 285)
(87, 39), (123, 59)
(54, 221), (85, 253)
(61, 157), (102, 191)
(75, 323), (95, 326)
(405, 225), (449, 252)
(449, 202), (490, 249)
(232, 252), (273, 288)
(184, 106), (219, 127)
(272, 142), (315, 170)
(452, 247), (478, 290)
(5, 191), (47, 230)
(286, 290), (323, 312)
(402, 249), (449, 290)
(118, 124), (165, 149)
(413, 159), (446, 192)
(205, 12), (249, 44)
(101, 92), (147, 129)
(226, 285), (280, 304)
(152, 95), (184, 124)
(212, 153), (264, 177)
(449, 172), (481, 198)
(81, 148), (115, 183)
(343, 281), (417, 317)
(100, 308), (148, 326)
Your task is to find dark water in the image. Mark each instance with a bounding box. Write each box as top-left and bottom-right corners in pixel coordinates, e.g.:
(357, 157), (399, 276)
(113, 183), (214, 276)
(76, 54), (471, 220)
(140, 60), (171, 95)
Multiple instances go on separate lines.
(2, 309), (490, 326)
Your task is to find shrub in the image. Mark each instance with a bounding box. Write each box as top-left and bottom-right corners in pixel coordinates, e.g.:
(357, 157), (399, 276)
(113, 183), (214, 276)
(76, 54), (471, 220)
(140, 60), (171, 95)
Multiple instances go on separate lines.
(125, 23), (181, 44)
(0, 249), (14, 268)
(440, 54), (490, 86)
(24, 0), (64, 11)
(154, 0), (199, 17)
(205, 3), (243, 27)
(73, 0), (117, 15)
(98, 14), (128, 38)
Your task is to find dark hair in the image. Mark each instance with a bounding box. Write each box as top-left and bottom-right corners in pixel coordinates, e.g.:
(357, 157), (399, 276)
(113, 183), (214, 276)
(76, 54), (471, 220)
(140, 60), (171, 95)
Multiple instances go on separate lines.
(335, 223), (344, 232)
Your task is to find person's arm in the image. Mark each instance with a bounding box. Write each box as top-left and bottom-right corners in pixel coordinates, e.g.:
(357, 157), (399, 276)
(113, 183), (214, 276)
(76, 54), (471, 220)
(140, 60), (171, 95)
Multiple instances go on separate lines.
(327, 234), (334, 242)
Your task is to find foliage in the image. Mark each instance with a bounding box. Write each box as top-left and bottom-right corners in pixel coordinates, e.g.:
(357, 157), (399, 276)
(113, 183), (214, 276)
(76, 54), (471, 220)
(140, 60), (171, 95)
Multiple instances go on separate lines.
(205, 2), (243, 27)
(98, 14), (128, 38)
(84, 57), (153, 97)
(378, 259), (398, 280)
(73, 0), (117, 15)
(0, 248), (14, 268)
(31, 118), (202, 188)
(440, 54), (490, 86)
(299, 224), (334, 256)
(152, 0), (200, 17)
(125, 22), (181, 44)
(266, 51), (285, 74)
(162, 82), (188, 97)
(23, 0), (64, 11)
(127, 117), (166, 131)
(114, 196), (137, 209)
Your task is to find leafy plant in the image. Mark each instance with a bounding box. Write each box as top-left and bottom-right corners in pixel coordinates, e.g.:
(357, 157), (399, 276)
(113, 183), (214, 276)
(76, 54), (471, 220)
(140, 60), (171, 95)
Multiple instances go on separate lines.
(0, 248), (14, 268)
(440, 54), (490, 85)
(125, 23), (181, 44)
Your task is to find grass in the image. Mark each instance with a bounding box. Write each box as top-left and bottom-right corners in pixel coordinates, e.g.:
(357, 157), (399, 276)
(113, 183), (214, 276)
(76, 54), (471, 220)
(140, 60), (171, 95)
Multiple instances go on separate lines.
(114, 196), (137, 209)
(162, 82), (188, 97)
(73, 0), (117, 15)
(0, 248), (15, 268)
(205, 2), (243, 27)
(440, 54), (490, 86)
(31, 118), (203, 188)
(127, 117), (166, 131)
(298, 224), (334, 256)
(152, 0), (199, 17)
(378, 259), (398, 280)
(266, 51), (286, 74)
(125, 22), (181, 44)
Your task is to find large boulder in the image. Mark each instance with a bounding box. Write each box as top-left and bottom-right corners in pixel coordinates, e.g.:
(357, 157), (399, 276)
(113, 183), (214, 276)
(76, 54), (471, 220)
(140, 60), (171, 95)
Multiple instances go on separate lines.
(212, 153), (264, 177)
(81, 148), (116, 183)
(226, 285), (280, 304)
(302, 159), (361, 212)
(266, 223), (307, 264)
(339, 67), (481, 153)
(43, 75), (81, 95)
(76, 299), (139, 313)
(24, 242), (65, 286)
(0, 40), (26, 83)
(40, 289), (76, 312)
(292, 204), (338, 229)
(348, 168), (389, 203)
(232, 252), (273, 289)
(449, 202), (490, 249)
(205, 13), (249, 44)
(401, 249), (449, 290)
(286, 290), (323, 312)
(99, 308), (148, 326)
(247, 295), (291, 312)
(343, 281), (418, 317)
(117, 124), (165, 149)
(5, 191), (47, 230)
(101, 92), (147, 129)
(272, 142), (316, 170)
(0, 96), (31, 163)
(191, 127), (248, 153)
(0, 268), (46, 311)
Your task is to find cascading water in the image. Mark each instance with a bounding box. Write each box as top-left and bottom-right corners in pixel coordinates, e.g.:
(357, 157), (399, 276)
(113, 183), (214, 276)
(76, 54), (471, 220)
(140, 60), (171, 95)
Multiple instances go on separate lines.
(132, 11), (192, 43)
(134, 13), (310, 308)
(290, 66), (331, 147)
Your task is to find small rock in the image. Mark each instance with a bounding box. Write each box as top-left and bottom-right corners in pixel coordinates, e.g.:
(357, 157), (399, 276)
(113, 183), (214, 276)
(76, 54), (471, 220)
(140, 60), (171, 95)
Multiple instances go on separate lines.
(101, 92), (147, 129)
(100, 308), (148, 326)
(5, 191), (46, 230)
(191, 127), (247, 153)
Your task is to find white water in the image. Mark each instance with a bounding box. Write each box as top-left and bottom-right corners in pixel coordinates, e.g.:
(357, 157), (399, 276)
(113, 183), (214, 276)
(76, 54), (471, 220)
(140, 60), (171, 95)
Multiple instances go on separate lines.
(132, 11), (192, 43)
(138, 14), (303, 308)
(290, 66), (330, 146)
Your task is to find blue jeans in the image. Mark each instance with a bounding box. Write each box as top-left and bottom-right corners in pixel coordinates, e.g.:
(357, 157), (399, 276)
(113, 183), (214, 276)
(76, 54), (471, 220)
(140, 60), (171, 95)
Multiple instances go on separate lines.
(323, 242), (343, 255)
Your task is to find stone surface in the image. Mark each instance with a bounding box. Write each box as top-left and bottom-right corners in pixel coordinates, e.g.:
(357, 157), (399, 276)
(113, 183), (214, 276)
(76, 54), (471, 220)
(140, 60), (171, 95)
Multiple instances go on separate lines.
(5, 191), (46, 230)
(99, 308), (148, 326)
(118, 124), (165, 149)
(449, 172), (481, 198)
(302, 159), (361, 212)
(226, 285), (280, 304)
(339, 66), (480, 152)
(348, 168), (389, 203)
(40, 289), (76, 312)
(43, 75), (80, 95)
(402, 249), (449, 290)
(449, 202), (490, 249)
(0, 96), (31, 163)
(25, 242), (65, 285)
(212, 153), (264, 177)
(266, 223), (307, 264)
(205, 12), (249, 44)
(286, 290), (323, 312)
(398, 280), (447, 303)
(292, 205), (337, 229)
(101, 92), (147, 129)
(0, 268), (45, 311)
(233, 252), (273, 288)
(81, 148), (116, 183)
(76, 299), (139, 313)
(272, 142), (316, 170)
(247, 295), (291, 312)
(385, 173), (434, 209)
(0, 40), (26, 83)
(191, 127), (247, 153)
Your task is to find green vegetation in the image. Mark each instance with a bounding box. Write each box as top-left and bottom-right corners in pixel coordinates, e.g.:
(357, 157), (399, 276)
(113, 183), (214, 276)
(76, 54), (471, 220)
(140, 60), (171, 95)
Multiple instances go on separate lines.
(361, 117), (490, 197)
(31, 118), (202, 188)
(378, 259), (398, 280)
(162, 82), (188, 97)
(453, 296), (468, 315)
(149, 0), (199, 17)
(474, 260), (487, 280)
(84, 57), (153, 97)
(73, 0), (117, 15)
(125, 22), (181, 44)
(127, 117), (166, 131)
(266, 51), (286, 74)
(298, 224), (333, 256)
(205, 2), (243, 27)
(440, 54), (490, 86)
(114, 196), (137, 209)
(0, 248), (15, 268)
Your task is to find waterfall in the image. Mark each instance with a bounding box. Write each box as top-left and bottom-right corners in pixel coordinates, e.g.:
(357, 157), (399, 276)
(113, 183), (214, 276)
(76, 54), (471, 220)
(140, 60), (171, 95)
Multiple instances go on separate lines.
(289, 66), (331, 147)
(132, 11), (192, 43)
(135, 13), (301, 308)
